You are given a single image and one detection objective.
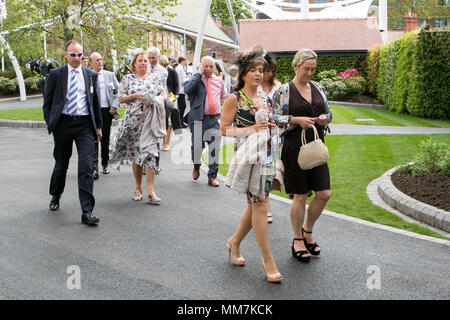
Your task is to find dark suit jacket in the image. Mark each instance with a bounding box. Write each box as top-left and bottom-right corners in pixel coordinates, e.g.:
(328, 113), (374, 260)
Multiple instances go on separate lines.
(43, 65), (102, 136)
(166, 65), (179, 96)
(184, 73), (206, 125)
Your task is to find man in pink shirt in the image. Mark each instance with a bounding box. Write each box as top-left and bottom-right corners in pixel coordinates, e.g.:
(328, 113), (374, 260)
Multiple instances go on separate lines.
(184, 56), (227, 187)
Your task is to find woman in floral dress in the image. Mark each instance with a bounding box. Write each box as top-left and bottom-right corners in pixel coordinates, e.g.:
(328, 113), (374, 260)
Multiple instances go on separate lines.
(220, 49), (282, 283)
(109, 50), (167, 204)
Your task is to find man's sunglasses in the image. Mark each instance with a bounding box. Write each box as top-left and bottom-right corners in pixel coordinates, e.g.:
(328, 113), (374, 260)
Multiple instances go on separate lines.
(66, 52), (83, 57)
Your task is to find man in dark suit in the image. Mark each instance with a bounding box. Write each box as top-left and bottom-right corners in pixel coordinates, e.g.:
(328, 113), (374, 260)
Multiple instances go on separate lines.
(184, 56), (227, 187)
(43, 40), (102, 225)
(89, 52), (119, 178)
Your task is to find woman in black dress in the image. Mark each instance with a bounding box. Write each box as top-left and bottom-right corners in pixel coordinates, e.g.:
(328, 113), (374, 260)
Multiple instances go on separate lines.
(272, 49), (332, 262)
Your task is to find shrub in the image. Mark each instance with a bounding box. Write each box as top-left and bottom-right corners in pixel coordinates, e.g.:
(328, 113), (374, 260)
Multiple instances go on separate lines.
(364, 45), (380, 95)
(24, 75), (43, 91)
(407, 29), (450, 119)
(397, 139), (450, 178)
(0, 66), (37, 80)
(319, 68), (366, 100)
(391, 31), (417, 114)
(0, 76), (18, 93)
(316, 69), (337, 81)
(276, 54), (367, 83)
(320, 79), (348, 100)
(377, 28), (449, 119)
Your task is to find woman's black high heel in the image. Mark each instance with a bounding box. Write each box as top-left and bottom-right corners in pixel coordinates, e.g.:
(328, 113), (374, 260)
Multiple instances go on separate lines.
(291, 238), (311, 262)
(302, 228), (321, 256)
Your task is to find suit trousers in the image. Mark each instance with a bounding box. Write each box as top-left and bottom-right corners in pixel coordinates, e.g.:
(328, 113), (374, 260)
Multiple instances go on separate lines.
(165, 100), (182, 131)
(190, 116), (222, 178)
(50, 116), (96, 212)
(177, 94), (187, 121)
(94, 108), (113, 169)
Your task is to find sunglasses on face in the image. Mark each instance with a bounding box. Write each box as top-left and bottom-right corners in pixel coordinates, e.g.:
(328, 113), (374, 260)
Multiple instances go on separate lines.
(67, 52), (83, 57)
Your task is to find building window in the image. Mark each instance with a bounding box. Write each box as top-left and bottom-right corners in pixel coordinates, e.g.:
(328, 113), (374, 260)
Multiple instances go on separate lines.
(434, 18), (449, 27)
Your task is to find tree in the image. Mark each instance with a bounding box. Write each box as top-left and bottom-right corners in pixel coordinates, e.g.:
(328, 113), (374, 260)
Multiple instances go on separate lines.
(388, 0), (450, 19)
(2, 0), (178, 65)
(210, 0), (252, 27)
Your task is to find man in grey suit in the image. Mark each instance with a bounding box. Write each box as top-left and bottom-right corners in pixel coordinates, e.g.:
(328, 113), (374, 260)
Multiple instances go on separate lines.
(184, 56), (227, 187)
(89, 52), (119, 178)
(43, 40), (102, 225)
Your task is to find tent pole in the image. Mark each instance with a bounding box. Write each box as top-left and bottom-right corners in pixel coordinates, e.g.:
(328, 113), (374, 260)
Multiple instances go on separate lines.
(193, 0), (213, 68)
(225, 0), (239, 45)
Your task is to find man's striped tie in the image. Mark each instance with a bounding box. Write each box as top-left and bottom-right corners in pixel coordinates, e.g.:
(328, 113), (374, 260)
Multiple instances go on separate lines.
(67, 69), (78, 115)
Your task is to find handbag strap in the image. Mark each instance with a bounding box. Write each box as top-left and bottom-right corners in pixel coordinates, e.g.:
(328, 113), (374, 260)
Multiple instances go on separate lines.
(301, 126), (319, 145)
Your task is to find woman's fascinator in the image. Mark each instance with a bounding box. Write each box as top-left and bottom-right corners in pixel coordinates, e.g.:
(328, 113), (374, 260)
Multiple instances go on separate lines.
(263, 51), (276, 65)
(233, 46), (265, 70)
(127, 47), (146, 62)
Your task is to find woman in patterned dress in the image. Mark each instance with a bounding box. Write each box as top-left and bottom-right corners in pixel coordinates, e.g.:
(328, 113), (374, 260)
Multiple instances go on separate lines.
(109, 50), (167, 204)
(220, 49), (282, 283)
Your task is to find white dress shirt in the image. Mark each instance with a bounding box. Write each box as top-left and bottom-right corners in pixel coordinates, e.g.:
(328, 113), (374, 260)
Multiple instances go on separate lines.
(175, 64), (186, 94)
(64, 65), (88, 115)
(97, 70), (109, 109)
(148, 63), (168, 92)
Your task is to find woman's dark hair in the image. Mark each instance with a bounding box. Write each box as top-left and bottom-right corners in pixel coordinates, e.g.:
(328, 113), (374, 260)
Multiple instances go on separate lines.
(233, 47), (267, 91)
(263, 52), (278, 87)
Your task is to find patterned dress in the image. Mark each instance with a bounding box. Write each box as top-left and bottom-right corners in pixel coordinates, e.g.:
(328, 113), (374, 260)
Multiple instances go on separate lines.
(109, 73), (166, 170)
(230, 90), (276, 203)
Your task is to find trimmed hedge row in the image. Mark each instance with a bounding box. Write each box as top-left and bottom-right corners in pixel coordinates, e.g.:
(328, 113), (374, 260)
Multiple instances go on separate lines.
(276, 54), (366, 84)
(375, 28), (449, 119)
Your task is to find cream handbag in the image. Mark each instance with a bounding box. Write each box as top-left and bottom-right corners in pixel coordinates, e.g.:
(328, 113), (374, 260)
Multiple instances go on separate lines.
(297, 126), (329, 170)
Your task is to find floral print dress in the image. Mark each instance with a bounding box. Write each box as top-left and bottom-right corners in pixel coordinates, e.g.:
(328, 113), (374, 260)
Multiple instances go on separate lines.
(231, 90), (277, 203)
(109, 73), (166, 170)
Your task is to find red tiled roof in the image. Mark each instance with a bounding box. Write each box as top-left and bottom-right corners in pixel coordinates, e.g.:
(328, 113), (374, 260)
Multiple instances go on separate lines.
(239, 18), (383, 52)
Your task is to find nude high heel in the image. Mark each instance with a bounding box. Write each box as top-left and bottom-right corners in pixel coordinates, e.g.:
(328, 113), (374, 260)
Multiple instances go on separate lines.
(226, 241), (246, 266)
(261, 257), (282, 283)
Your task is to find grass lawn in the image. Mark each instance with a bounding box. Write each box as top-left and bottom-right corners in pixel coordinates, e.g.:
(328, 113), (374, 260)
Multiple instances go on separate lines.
(330, 105), (450, 127)
(0, 107), (127, 121)
(1, 105), (450, 129)
(215, 134), (450, 240)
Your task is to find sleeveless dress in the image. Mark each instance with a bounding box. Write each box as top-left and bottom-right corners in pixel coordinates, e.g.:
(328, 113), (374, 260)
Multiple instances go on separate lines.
(281, 81), (330, 194)
(228, 90), (275, 203)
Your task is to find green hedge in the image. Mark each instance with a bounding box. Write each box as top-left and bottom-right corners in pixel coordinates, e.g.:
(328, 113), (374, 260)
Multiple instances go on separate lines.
(391, 31), (417, 114)
(377, 40), (399, 110)
(276, 54), (366, 84)
(407, 29), (449, 119)
(364, 45), (380, 95)
(376, 28), (449, 119)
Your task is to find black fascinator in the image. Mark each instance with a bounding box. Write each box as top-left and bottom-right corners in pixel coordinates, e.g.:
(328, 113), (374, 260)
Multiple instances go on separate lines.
(233, 46), (265, 69)
(263, 51), (276, 65)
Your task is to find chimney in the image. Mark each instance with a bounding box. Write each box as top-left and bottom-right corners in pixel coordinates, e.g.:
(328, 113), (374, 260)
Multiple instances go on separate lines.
(404, 12), (418, 33)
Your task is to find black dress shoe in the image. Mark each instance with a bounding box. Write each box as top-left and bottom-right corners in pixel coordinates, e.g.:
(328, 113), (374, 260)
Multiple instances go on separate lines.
(81, 210), (100, 225)
(94, 169), (99, 180)
(102, 166), (110, 174)
(49, 194), (61, 211)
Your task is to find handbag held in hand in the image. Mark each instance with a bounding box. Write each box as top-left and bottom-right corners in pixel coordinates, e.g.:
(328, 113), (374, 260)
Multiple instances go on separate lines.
(297, 126), (329, 170)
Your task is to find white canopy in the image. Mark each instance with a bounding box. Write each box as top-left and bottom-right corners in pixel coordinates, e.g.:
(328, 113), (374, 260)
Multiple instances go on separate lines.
(129, 0), (237, 49)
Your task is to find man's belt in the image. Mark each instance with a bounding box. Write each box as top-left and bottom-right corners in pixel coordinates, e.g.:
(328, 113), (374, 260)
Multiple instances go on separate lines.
(203, 114), (220, 119)
(61, 114), (90, 120)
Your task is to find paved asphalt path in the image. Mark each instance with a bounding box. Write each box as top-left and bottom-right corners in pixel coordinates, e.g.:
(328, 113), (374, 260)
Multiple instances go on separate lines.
(0, 95), (43, 110)
(0, 126), (449, 300)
